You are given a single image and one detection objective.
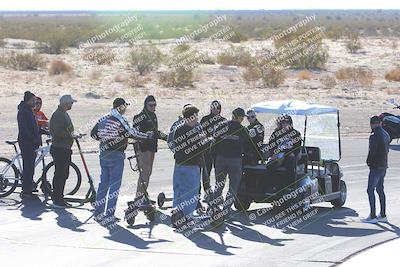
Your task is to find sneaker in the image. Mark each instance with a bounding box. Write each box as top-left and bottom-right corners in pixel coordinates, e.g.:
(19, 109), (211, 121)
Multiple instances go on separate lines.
(361, 216), (378, 224)
(377, 215), (388, 223)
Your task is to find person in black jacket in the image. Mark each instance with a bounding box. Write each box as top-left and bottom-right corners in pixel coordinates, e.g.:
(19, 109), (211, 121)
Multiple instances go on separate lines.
(244, 109), (265, 164)
(132, 95), (167, 198)
(17, 91), (41, 198)
(199, 100), (226, 199)
(362, 116), (390, 224)
(213, 108), (249, 219)
(171, 105), (211, 224)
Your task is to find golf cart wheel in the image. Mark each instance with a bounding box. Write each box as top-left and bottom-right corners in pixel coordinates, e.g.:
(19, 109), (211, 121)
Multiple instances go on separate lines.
(331, 180), (347, 208)
(157, 192), (166, 208)
(0, 158), (18, 198)
(234, 196), (251, 211)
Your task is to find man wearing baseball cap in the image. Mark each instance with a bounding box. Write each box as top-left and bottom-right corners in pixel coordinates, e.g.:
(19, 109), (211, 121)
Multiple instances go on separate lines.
(212, 107), (250, 220)
(49, 94), (77, 208)
(91, 98), (150, 224)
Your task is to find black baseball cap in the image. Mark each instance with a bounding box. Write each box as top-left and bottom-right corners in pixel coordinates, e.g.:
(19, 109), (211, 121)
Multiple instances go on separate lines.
(370, 116), (381, 124)
(232, 107), (247, 118)
(113, 98), (130, 109)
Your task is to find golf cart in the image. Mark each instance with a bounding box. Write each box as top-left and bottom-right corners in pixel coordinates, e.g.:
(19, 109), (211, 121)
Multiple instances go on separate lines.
(235, 100), (347, 211)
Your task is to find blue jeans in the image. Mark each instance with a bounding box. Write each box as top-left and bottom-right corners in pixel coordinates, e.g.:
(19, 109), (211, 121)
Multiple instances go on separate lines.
(367, 168), (387, 218)
(94, 151), (125, 217)
(173, 165), (200, 216)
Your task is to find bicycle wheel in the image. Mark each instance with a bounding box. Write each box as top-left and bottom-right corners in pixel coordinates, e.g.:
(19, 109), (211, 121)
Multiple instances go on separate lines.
(41, 161), (82, 196)
(0, 157), (19, 198)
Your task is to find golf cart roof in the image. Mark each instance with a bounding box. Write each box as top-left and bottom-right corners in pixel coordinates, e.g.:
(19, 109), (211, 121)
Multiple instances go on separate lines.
(250, 100), (338, 116)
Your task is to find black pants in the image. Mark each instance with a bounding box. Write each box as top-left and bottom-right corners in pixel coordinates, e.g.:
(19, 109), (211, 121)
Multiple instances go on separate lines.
(201, 151), (213, 192)
(50, 146), (72, 203)
(21, 145), (36, 194)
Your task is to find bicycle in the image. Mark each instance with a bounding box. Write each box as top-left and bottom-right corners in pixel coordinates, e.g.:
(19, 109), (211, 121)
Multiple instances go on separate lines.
(0, 138), (82, 198)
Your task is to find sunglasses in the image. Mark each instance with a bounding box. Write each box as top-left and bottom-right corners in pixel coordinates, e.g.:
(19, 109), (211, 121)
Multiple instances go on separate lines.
(248, 115), (256, 119)
(147, 103), (157, 107)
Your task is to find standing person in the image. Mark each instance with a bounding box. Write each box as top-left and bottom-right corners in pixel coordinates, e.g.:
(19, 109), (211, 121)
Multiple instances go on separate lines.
(132, 95), (167, 199)
(171, 105), (211, 227)
(91, 98), (150, 224)
(33, 97), (49, 133)
(362, 116), (390, 224)
(49, 95), (76, 208)
(199, 100), (226, 197)
(244, 109), (265, 164)
(17, 91), (41, 198)
(213, 108), (249, 220)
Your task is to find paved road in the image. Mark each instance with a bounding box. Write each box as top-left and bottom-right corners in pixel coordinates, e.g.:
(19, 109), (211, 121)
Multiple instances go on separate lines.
(1, 138), (400, 267)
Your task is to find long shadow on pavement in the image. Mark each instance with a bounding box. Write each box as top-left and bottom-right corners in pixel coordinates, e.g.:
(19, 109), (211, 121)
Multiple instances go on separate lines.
(246, 205), (385, 238)
(105, 224), (171, 250)
(53, 208), (86, 232)
(19, 197), (50, 221)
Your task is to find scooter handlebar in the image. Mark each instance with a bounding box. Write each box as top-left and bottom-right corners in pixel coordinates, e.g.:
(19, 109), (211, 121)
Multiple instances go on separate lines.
(73, 133), (87, 140)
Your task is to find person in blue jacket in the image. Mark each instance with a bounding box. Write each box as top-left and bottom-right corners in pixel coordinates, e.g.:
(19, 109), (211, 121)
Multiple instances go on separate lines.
(17, 91), (41, 198)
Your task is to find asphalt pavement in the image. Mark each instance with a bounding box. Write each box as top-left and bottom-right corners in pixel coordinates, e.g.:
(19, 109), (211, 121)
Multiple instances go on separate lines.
(1, 138), (400, 267)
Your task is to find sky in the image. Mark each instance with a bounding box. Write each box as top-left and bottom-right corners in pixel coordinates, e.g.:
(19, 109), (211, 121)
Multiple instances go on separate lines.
(1, 0), (400, 11)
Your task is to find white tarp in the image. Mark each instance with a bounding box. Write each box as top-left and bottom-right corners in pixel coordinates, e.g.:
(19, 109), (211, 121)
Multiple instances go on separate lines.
(250, 100), (338, 116)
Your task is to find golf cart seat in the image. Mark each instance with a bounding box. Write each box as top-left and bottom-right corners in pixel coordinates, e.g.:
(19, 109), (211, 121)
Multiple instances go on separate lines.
(305, 146), (321, 171)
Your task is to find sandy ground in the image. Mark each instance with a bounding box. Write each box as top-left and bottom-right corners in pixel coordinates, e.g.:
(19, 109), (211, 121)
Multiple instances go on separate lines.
(1, 37), (400, 153)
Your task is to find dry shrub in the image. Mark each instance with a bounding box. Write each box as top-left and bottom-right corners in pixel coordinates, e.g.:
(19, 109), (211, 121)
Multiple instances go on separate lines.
(129, 45), (162, 75)
(242, 66), (261, 83)
(35, 32), (69, 54)
(335, 67), (374, 86)
(320, 75), (337, 89)
(82, 47), (116, 65)
(385, 68), (400, 82)
(297, 70), (313, 80)
(159, 67), (194, 87)
(273, 28), (329, 69)
(127, 73), (150, 87)
(345, 33), (362, 54)
(383, 88), (400, 95)
(217, 47), (253, 67)
(260, 67), (286, 88)
(1, 52), (45, 71)
(228, 30), (248, 43)
(48, 59), (73, 76)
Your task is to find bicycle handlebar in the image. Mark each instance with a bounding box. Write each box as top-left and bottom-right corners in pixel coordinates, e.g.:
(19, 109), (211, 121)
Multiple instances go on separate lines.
(73, 133), (87, 140)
